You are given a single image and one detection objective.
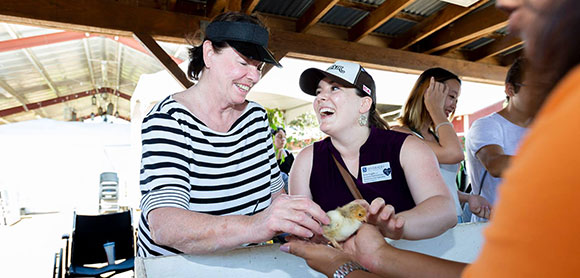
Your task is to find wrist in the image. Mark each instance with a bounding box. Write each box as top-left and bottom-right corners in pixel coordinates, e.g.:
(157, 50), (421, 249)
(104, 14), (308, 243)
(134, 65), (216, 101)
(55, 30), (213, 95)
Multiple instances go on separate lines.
(435, 121), (453, 135)
(332, 261), (369, 278)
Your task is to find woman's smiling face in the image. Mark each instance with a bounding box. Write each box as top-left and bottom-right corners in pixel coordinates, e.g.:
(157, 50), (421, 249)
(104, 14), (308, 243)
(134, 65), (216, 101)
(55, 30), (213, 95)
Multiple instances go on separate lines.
(313, 78), (362, 134)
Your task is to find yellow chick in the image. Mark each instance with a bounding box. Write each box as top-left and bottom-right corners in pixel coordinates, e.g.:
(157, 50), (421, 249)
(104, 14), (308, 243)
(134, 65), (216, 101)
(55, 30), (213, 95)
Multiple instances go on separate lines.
(322, 201), (367, 249)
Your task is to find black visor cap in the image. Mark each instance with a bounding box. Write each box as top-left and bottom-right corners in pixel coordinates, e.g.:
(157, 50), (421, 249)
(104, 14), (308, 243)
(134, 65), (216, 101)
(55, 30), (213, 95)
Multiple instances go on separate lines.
(226, 40), (282, 68)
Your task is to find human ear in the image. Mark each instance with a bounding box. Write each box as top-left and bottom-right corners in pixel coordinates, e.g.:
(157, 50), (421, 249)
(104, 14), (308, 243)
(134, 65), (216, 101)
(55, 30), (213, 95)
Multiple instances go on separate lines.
(202, 40), (214, 69)
(505, 83), (516, 97)
(359, 96), (372, 114)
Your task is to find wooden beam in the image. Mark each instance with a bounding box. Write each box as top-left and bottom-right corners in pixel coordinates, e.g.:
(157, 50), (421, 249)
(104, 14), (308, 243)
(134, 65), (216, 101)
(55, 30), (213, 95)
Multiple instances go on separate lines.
(336, 0), (423, 23)
(133, 32), (194, 89)
(0, 0), (206, 44)
(418, 5), (508, 54)
(437, 35), (482, 57)
(207, 0), (227, 18)
(498, 49), (524, 66)
(348, 0), (414, 42)
(166, 0), (178, 11)
(467, 35), (523, 61)
(228, 0), (242, 12)
(242, 0), (260, 14)
(269, 29), (507, 84)
(389, 0), (489, 49)
(0, 88), (130, 118)
(296, 0), (339, 33)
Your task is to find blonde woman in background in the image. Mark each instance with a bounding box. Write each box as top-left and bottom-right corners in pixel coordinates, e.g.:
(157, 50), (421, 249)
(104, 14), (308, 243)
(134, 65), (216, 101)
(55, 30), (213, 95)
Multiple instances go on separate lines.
(392, 68), (491, 223)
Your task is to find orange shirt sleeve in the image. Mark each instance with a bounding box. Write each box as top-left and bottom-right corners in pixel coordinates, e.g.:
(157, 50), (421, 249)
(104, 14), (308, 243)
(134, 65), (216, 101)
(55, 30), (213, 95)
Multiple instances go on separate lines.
(462, 66), (580, 278)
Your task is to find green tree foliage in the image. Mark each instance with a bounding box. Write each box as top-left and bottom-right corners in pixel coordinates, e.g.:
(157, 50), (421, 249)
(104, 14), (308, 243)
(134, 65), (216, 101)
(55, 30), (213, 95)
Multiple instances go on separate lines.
(266, 108), (324, 149)
(266, 108), (285, 131)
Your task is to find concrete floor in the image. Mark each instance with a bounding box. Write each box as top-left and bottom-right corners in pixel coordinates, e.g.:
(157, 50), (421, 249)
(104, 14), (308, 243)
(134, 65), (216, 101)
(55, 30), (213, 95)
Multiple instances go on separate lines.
(0, 212), (134, 278)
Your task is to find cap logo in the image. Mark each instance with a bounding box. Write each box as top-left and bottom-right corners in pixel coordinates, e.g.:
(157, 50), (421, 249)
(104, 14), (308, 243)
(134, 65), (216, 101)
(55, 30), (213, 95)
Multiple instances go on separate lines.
(327, 65), (345, 73)
(362, 85), (371, 95)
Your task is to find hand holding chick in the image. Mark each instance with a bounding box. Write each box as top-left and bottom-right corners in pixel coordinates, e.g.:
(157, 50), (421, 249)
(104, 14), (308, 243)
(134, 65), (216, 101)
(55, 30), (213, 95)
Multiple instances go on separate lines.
(322, 200), (367, 249)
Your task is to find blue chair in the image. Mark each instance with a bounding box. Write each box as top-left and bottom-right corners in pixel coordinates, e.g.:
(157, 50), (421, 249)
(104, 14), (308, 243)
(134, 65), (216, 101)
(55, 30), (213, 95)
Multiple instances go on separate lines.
(53, 210), (135, 278)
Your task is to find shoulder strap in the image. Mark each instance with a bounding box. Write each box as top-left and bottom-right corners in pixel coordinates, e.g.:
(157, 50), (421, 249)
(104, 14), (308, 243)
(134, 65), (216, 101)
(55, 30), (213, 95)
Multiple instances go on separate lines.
(477, 170), (488, 196)
(331, 153), (363, 199)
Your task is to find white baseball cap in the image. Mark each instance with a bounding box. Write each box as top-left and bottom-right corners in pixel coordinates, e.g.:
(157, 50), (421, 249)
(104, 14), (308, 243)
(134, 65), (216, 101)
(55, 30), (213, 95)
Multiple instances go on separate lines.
(299, 61), (376, 103)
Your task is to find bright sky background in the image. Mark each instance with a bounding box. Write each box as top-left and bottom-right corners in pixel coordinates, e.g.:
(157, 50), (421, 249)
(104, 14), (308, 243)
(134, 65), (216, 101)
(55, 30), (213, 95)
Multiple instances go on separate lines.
(253, 57), (506, 116)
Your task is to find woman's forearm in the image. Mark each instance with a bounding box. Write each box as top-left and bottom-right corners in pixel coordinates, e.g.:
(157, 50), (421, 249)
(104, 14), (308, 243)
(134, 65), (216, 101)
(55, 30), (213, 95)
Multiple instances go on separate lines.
(398, 195), (457, 240)
(148, 207), (264, 254)
(369, 245), (467, 278)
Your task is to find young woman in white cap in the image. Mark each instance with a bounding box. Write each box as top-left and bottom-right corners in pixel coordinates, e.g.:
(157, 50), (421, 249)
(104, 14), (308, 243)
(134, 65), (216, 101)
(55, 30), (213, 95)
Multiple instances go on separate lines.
(289, 61), (456, 241)
(137, 12), (330, 257)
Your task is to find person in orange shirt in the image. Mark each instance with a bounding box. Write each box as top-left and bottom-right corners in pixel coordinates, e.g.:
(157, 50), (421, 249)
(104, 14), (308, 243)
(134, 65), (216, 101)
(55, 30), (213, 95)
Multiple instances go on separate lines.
(280, 0), (580, 277)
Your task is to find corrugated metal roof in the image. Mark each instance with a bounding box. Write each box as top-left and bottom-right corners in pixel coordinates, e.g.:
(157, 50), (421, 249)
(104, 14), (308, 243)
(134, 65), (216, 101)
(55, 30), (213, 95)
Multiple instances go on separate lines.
(462, 37), (495, 51)
(499, 44), (524, 56)
(404, 0), (447, 17)
(320, 6), (368, 27)
(254, 0), (313, 18)
(494, 26), (509, 35)
(375, 18), (417, 36)
(469, 0), (496, 15)
(350, 0), (385, 5)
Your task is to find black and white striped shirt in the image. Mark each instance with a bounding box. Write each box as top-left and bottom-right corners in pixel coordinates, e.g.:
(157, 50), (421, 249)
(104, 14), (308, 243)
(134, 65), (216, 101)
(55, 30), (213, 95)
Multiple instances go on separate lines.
(137, 96), (284, 257)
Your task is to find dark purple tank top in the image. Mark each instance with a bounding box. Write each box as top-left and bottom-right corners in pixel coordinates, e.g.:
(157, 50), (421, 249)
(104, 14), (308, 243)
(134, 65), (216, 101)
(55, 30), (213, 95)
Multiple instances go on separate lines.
(310, 127), (415, 213)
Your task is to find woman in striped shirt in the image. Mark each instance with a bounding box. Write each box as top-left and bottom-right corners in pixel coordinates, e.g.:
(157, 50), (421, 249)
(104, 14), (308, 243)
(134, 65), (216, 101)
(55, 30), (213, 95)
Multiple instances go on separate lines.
(137, 11), (329, 257)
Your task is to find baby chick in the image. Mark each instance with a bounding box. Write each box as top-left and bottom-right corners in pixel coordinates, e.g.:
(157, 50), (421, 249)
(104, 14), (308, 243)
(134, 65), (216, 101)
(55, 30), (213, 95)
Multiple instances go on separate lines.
(322, 201), (367, 249)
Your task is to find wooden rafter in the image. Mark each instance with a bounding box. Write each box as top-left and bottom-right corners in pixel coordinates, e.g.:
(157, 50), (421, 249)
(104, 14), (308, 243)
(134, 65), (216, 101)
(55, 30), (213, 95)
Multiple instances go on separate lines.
(0, 0), (205, 44)
(438, 35), (483, 57)
(498, 48), (524, 66)
(133, 32), (194, 89)
(468, 35), (523, 61)
(336, 0), (423, 23)
(207, 0), (228, 18)
(228, 0), (242, 12)
(242, 0), (260, 14)
(0, 0), (510, 84)
(269, 30), (507, 84)
(418, 5), (508, 54)
(296, 0), (339, 33)
(348, 0), (414, 42)
(389, 0), (489, 49)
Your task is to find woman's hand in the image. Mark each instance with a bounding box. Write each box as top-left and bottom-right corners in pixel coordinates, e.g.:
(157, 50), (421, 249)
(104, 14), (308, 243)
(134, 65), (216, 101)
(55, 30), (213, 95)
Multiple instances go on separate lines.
(280, 237), (353, 276)
(343, 223), (393, 273)
(468, 195), (492, 219)
(252, 194), (330, 242)
(357, 198), (406, 239)
(424, 77), (449, 119)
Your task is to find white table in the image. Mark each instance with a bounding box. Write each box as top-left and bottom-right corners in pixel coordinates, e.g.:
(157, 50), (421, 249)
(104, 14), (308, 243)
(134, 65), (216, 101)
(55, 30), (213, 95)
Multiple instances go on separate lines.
(136, 222), (487, 278)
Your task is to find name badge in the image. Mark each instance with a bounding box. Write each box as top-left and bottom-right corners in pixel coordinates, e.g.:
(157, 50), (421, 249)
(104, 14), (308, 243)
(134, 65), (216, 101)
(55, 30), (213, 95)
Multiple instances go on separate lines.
(361, 162), (392, 184)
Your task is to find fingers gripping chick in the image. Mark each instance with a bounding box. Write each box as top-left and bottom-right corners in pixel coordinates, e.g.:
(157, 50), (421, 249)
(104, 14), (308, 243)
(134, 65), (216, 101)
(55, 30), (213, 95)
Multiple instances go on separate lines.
(322, 201), (367, 249)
